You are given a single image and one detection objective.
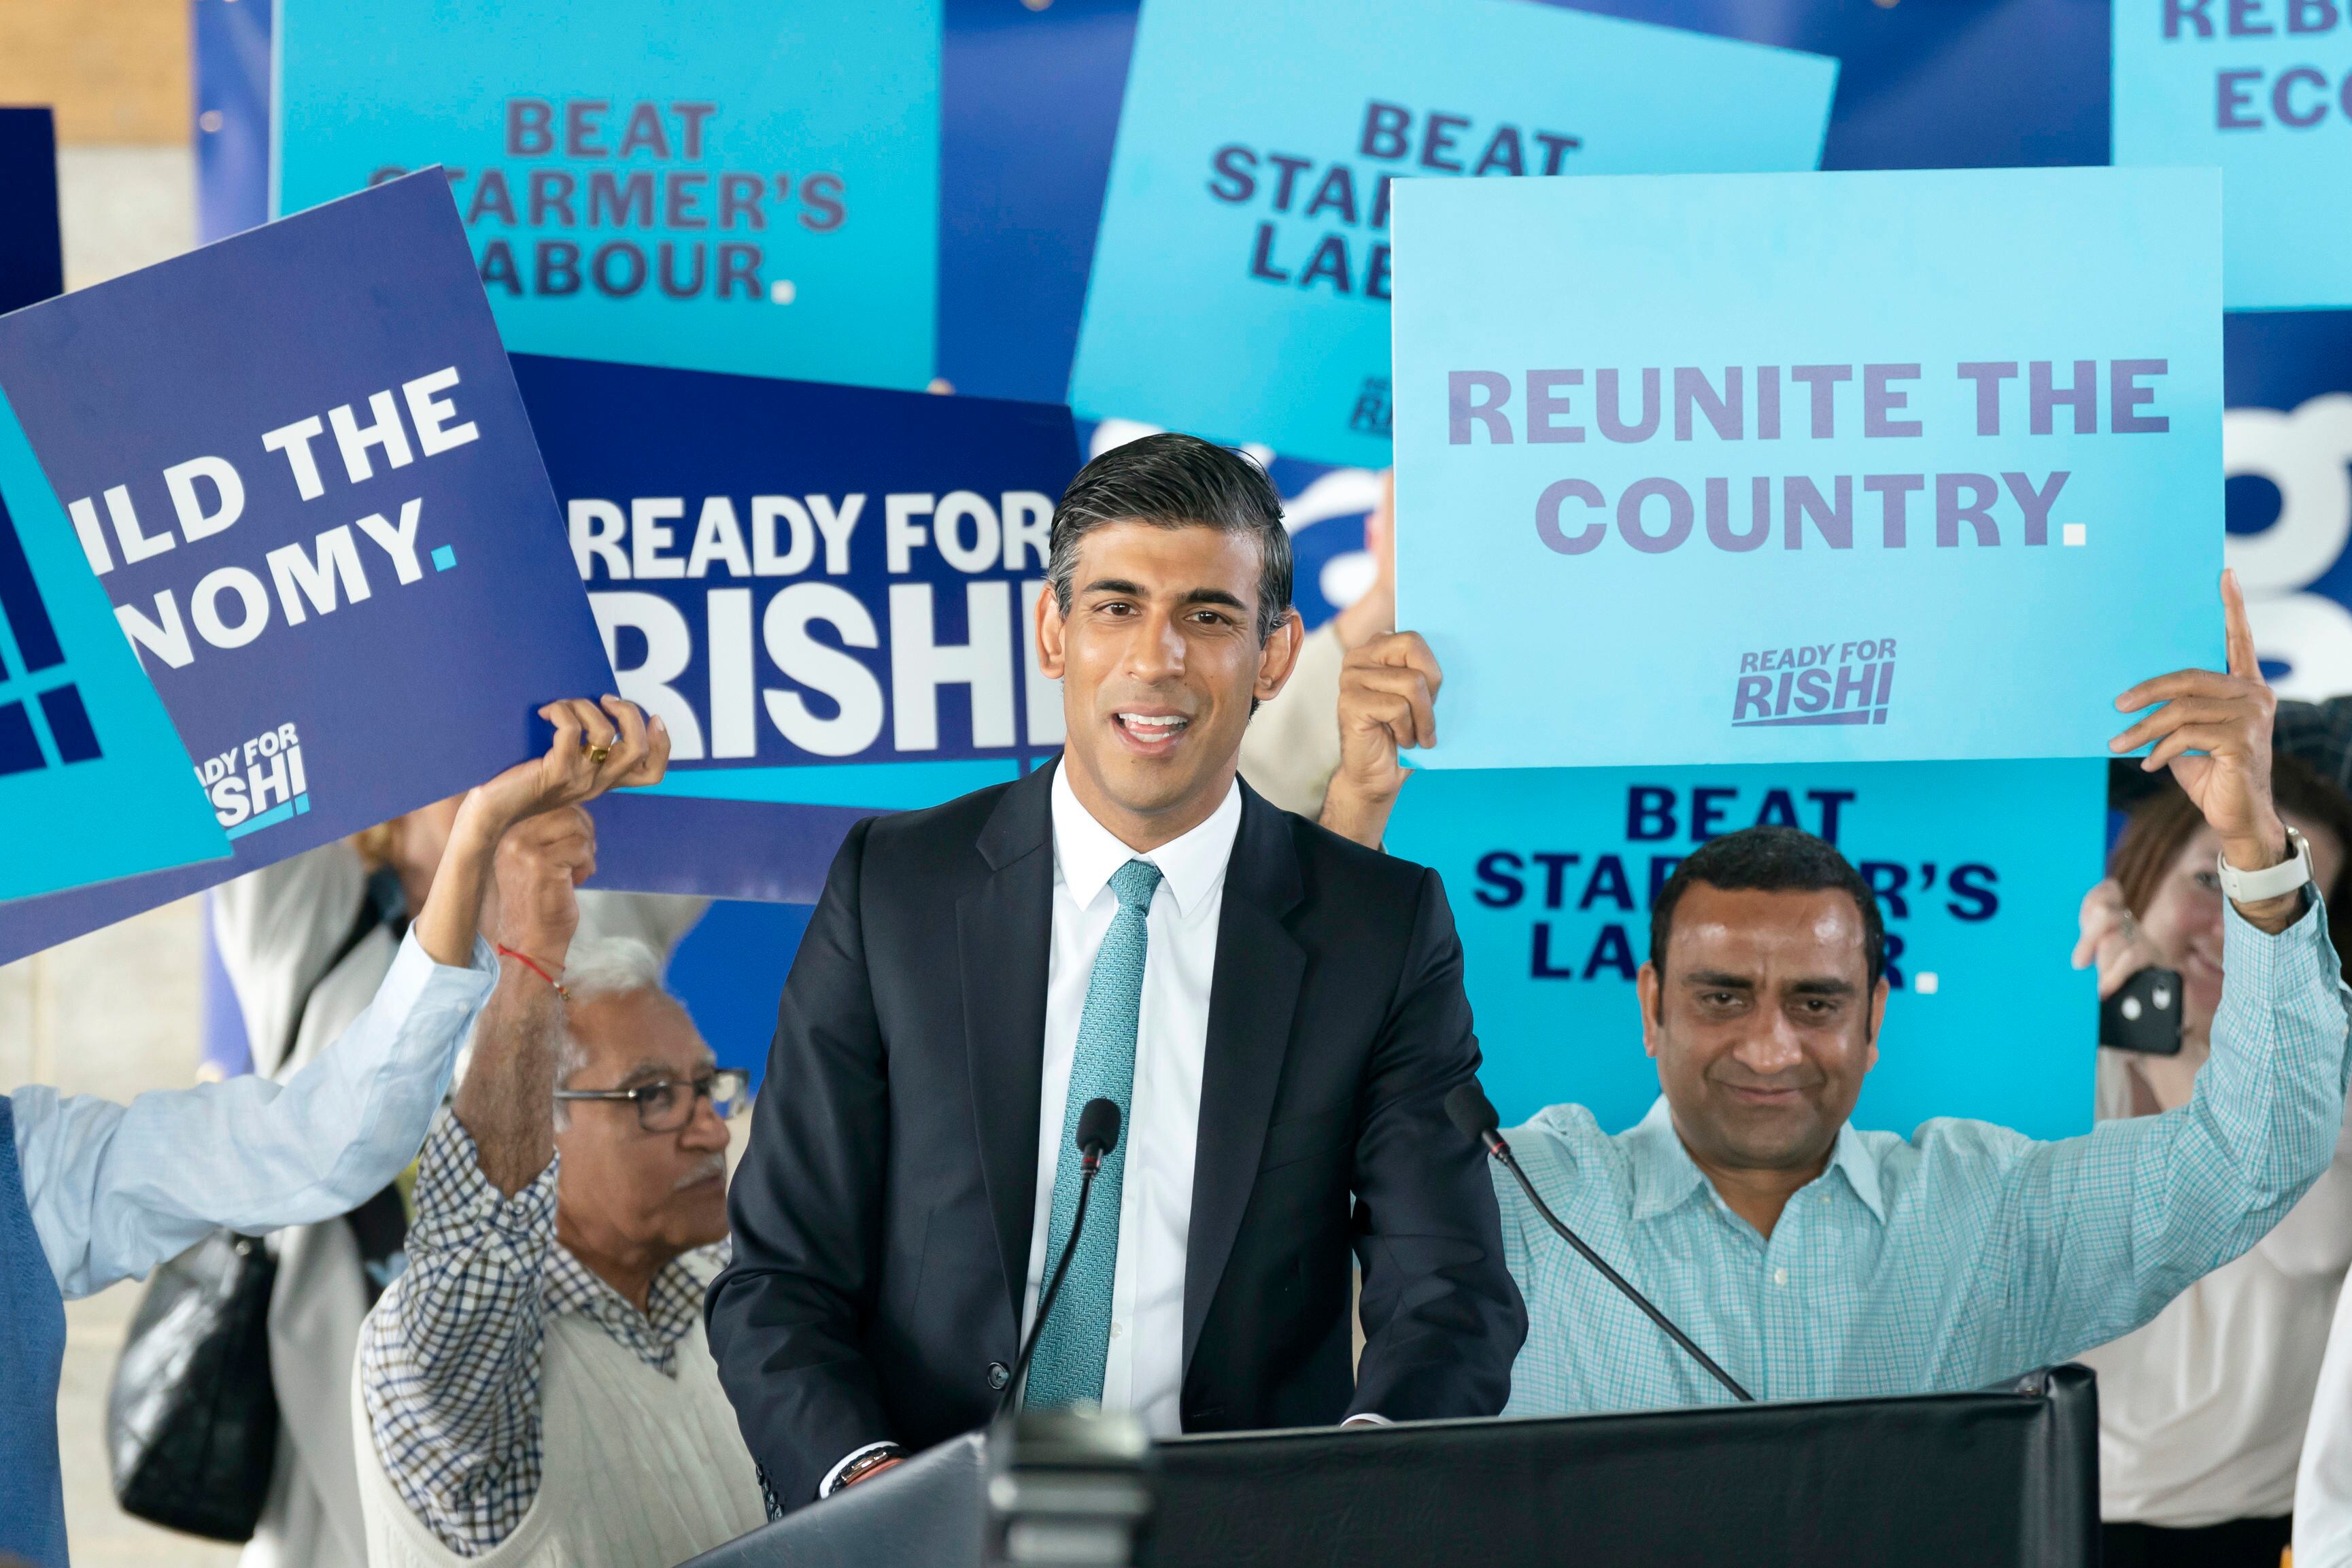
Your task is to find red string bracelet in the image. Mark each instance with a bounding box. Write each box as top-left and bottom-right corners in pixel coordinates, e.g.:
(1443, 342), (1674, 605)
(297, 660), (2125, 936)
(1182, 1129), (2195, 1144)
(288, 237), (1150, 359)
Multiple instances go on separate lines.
(494, 942), (569, 1000)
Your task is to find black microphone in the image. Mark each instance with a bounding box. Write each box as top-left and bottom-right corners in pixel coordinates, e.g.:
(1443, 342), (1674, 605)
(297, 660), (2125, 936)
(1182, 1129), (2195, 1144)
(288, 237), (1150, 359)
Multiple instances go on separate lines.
(995, 1097), (1123, 1422)
(1446, 1082), (1753, 1403)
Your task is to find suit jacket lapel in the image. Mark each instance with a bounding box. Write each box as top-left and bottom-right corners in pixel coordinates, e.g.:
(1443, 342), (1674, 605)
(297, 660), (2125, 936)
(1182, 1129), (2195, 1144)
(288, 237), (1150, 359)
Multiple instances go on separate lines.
(1182, 782), (1306, 1379)
(959, 762), (1057, 1329)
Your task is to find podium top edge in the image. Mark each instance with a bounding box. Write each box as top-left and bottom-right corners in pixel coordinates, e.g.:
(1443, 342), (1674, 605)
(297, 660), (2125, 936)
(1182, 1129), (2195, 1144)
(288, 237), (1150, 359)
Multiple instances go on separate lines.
(1152, 1365), (2086, 1451)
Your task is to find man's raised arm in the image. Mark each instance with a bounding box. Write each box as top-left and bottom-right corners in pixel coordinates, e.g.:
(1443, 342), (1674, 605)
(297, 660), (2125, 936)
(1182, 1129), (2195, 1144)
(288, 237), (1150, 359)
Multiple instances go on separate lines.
(16, 696), (668, 1298)
(1994, 573), (2352, 1365)
(361, 804), (600, 1556)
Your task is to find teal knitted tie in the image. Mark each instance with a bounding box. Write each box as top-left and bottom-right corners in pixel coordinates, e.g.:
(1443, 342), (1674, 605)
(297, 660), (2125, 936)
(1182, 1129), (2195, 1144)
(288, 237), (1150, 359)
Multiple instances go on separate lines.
(1024, 857), (1162, 1408)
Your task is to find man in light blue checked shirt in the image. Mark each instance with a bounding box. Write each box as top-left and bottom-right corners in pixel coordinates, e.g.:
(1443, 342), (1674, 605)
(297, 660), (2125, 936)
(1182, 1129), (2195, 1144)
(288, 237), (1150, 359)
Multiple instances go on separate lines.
(1325, 573), (2352, 1416)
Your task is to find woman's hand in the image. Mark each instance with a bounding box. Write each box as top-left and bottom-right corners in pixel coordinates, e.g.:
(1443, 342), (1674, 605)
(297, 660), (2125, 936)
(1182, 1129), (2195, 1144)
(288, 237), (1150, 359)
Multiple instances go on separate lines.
(2072, 878), (2171, 1000)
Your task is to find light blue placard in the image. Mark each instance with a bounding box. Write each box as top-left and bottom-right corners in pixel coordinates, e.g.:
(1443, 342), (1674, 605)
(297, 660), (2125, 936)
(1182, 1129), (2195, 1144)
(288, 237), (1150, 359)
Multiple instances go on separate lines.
(1068, 0), (1837, 469)
(1385, 760), (2104, 1142)
(1392, 167), (2223, 770)
(2113, 0), (2352, 311)
(273, 0), (940, 391)
(0, 388), (228, 903)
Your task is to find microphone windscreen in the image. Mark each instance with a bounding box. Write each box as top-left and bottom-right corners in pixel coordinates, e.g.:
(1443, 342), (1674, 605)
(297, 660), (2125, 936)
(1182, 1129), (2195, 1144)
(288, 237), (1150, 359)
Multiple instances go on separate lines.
(1445, 1082), (1501, 1142)
(1076, 1097), (1123, 1157)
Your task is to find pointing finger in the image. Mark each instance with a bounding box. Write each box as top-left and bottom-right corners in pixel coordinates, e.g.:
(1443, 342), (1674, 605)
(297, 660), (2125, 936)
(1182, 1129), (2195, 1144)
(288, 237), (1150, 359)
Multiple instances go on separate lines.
(2222, 568), (2261, 681)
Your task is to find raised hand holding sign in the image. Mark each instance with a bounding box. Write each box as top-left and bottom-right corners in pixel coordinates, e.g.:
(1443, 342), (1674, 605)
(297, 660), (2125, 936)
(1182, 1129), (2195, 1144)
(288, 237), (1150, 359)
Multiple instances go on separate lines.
(416, 695), (668, 974)
(2110, 570), (2303, 932)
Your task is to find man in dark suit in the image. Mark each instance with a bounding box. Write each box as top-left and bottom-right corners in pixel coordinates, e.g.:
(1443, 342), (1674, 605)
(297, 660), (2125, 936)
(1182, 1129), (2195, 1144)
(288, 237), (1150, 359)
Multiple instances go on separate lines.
(707, 433), (1524, 1507)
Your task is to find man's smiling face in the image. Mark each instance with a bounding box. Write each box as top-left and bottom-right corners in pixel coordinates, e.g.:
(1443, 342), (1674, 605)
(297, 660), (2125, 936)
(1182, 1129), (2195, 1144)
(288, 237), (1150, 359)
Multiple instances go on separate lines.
(1038, 519), (1297, 845)
(1639, 882), (1887, 1176)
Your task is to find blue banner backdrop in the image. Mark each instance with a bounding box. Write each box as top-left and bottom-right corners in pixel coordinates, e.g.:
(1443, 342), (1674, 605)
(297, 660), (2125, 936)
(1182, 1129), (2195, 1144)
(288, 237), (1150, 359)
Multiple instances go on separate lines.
(194, 0), (273, 245)
(192, 1), (2352, 1088)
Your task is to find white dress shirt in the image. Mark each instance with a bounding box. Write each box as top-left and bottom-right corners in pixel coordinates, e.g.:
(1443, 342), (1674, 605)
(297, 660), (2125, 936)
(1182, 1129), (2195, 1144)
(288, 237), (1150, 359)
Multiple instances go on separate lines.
(1016, 764), (1241, 1436)
(8, 928), (496, 1299)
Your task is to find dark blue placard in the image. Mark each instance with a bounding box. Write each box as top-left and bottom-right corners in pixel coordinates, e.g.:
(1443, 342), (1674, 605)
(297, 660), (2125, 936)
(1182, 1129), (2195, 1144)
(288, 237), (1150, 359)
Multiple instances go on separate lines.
(938, 0), (1139, 405)
(511, 352), (1083, 900)
(0, 173), (613, 963)
(0, 107), (63, 317)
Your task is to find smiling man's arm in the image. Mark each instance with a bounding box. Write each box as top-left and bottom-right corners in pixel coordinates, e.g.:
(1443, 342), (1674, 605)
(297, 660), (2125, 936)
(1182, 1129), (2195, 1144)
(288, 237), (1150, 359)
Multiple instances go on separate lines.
(1996, 894), (2351, 1367)
(1997, 570), (2352, 1363)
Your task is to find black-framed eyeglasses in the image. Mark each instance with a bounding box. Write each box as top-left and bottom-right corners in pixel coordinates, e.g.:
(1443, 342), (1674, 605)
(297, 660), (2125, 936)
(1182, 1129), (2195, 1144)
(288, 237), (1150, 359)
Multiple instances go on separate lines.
(554, 1069), (751, 1132)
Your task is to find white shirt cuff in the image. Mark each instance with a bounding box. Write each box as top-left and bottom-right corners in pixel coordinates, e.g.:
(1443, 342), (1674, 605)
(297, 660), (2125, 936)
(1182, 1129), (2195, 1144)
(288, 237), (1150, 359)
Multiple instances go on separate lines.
(819, 1442), (900, 1499)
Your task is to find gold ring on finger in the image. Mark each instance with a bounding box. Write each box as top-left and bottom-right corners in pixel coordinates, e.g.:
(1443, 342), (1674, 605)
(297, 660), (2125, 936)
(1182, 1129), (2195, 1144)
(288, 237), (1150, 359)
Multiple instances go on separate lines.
(587, 743), (613, 764)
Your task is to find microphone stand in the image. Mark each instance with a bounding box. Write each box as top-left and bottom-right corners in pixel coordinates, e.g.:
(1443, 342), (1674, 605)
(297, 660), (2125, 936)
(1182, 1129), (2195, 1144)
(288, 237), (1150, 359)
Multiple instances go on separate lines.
(1480, 1127), (1754, 1403)
(994, 1148), (1104, 1422)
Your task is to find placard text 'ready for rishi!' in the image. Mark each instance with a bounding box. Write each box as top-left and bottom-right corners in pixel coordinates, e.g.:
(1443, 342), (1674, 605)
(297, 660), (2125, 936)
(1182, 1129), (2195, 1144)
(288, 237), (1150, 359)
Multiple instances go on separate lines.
(509, 353), (1083, 902)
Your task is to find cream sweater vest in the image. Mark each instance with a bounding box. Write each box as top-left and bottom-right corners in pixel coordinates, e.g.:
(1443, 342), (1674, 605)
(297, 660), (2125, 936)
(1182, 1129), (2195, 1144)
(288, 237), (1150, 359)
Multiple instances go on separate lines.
(352, 1313), (768, 1568)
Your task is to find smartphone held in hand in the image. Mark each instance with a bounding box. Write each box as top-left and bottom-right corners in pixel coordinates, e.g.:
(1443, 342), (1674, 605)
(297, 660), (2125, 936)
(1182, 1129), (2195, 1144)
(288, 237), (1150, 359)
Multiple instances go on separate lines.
(2101, 966), (2185, 1057)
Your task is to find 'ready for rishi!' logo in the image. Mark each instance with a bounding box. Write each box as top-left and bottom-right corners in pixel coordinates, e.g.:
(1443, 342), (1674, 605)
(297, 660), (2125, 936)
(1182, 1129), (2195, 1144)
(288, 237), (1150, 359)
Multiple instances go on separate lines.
(197, 721), (310, 838)
(1731, 638), (1897, 728)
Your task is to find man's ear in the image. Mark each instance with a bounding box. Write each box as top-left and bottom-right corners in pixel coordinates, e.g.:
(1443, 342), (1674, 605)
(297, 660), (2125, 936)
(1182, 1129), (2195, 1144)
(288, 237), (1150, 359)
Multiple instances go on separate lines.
(1864, 975), (1890, 1072)
(1036, 584), (1067, 681)
(1253, 607), (1306, 703)
(1637, 961), (1664, 1061)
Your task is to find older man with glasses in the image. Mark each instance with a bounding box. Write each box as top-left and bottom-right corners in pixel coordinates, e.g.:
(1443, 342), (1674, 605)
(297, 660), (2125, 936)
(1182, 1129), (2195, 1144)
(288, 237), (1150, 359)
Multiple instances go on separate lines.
(352, 806), (767, 1568)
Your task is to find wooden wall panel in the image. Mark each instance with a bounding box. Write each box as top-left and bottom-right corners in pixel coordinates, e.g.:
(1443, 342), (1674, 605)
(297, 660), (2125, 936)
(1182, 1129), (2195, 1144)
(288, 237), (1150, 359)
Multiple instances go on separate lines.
(0, 0), (191, 145)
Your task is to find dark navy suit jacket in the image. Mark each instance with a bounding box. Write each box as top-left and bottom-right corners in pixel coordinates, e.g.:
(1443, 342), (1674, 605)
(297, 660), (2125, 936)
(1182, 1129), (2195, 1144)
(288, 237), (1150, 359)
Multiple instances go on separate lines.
(706, 763), (1524, 1507)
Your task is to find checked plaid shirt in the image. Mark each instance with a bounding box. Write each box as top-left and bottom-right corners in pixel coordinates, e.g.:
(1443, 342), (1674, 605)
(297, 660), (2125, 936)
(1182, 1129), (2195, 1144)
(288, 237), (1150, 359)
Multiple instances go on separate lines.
(1499, 897), (2352, 1417)
(359, 1111), (728, 1558)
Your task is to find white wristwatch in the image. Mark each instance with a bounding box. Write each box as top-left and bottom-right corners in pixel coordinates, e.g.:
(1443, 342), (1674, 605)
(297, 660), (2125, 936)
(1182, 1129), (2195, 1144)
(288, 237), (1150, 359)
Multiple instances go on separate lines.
(2216, 825), (2315, 906)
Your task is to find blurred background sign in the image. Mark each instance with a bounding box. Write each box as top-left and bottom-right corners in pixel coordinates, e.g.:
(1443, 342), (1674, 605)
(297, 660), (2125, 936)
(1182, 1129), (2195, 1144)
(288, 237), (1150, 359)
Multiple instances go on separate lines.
(270, 0), (943, 391)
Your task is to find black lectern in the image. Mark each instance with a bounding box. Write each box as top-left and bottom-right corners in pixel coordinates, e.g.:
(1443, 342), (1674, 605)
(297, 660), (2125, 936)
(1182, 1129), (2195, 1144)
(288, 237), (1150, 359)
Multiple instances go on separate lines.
(687, 1364), (2098, 1568)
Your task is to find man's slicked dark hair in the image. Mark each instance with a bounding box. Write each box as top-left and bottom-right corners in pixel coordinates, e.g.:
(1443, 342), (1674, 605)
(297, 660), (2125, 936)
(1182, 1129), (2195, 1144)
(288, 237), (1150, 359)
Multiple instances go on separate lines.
(1048, 432), (1293, 640)
(1649, 825), (1887, 986)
